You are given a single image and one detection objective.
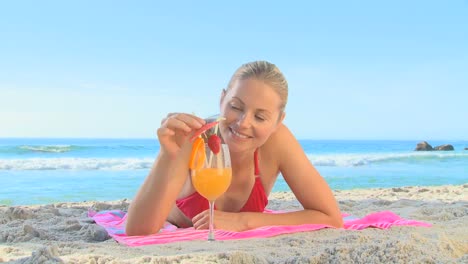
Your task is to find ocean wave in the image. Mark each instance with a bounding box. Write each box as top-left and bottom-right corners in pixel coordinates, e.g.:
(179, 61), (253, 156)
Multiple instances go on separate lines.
(0, 158), (154, 170)
(0, 145), (86, 154)
(0, 144), (154, 155)
(1, 152), (467, 170)
(18, 145), (78, 153)
(308, 152), (468, 167)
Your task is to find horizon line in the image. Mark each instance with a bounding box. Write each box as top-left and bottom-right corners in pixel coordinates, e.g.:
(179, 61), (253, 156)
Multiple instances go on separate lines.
(0, 137), (467, 142)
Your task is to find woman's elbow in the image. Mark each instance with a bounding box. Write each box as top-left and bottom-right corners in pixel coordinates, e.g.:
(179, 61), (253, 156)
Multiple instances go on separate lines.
(125, 221), (161, 236)
(330, 214), (344, 228)
(126, 226), (156, 236)
(125, 226), (145, 236)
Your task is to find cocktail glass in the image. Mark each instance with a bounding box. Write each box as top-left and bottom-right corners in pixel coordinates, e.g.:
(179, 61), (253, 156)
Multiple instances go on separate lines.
(190, 142), (231, 241)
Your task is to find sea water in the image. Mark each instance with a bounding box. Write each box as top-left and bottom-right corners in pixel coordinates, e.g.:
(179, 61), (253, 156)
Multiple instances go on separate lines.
(1, 138), (467, 205)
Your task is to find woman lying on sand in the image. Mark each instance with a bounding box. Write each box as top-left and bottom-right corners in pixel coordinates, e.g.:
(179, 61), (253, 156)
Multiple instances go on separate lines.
(126, 61), (343, 235)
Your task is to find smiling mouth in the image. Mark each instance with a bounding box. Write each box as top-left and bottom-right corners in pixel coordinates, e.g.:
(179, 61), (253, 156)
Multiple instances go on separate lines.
(229, 127), (252, 139)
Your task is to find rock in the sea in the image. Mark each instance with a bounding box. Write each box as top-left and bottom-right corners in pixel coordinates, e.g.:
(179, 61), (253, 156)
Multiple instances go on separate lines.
(464, 147), (468, 150)
(434, 144), (454, 151)
(415, 141), (433, 151)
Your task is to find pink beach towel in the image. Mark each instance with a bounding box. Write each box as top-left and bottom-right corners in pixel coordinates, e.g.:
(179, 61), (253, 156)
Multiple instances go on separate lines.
(88, 210), (431, 246)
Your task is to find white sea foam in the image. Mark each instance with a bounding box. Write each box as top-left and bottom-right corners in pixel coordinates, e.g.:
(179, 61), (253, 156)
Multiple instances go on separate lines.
(0, 158), (154, 170)
(19, 145), (75, 153)
(308, 152), (468, 167)
(0, 152), (466, 170)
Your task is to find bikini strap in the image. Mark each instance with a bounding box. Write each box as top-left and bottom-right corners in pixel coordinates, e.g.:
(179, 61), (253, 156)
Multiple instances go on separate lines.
(254, 148), (260, 175)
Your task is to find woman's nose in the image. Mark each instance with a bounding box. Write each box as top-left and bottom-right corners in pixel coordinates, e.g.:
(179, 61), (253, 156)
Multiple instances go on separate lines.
(237, 113), (252, 129)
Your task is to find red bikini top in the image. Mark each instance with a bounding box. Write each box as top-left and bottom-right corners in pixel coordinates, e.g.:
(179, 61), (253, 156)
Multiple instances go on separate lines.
(176, 149), (268, 219)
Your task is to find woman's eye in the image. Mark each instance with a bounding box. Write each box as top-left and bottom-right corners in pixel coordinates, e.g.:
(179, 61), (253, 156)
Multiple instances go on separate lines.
(231, 105), (241, 111)
(255, 116), (265, 121)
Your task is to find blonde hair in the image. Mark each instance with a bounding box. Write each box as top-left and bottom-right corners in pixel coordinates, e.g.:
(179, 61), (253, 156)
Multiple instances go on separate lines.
(227, 61), (288, 112)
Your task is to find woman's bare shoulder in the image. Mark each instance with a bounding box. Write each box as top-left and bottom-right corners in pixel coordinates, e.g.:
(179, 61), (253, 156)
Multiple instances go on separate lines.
(261, 123), (298, 156)
(266, 123), (295, 143)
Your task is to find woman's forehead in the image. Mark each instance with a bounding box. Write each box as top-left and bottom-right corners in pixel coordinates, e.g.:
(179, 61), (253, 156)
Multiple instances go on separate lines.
(228, 79), (281, 107)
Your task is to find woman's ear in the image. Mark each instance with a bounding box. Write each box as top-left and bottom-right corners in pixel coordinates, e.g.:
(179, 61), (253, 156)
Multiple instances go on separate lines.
(279, 111), (286, 124)
(273, 112), (286, 131)
(220, 89), (227, 107)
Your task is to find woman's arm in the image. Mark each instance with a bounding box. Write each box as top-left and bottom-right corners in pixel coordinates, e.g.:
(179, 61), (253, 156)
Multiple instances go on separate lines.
(268, 124), (343, 227)
(125, 113), (204, 235)
(125, 147), (191, 235)
(241, 207), (342, 230)
(193, 208), (342, 231)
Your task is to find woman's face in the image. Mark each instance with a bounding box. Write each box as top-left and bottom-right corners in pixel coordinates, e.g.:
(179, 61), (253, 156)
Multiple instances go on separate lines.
(219, 78), (284, 153)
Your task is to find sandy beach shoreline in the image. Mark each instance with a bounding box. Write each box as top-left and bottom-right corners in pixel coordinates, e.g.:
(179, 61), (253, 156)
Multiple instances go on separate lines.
(1, 184), (467, 263)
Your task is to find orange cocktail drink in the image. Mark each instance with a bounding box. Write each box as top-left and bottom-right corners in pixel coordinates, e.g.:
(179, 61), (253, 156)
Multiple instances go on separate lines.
(189, 117), (231, 241)
(192, 167), (232, 201)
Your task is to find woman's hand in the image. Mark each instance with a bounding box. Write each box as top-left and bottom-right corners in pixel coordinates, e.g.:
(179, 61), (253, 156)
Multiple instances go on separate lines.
(157, 113), (205, 157)
(192, 210), (248, 232)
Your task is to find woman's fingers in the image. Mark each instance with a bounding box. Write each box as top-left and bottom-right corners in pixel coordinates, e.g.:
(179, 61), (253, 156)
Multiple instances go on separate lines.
(165, 118), (192, 132)
(161, 113), (205, 132)
(191, 210), (203, 223)
(157, 113), (207, 153)
(190, 114), (207, 127)
(192, 210), (210, 230)
(175, 113), (205, 129)
(195, 222), (209, 230)
(160, 112), (177, 125)
(156, 127), (175, 137)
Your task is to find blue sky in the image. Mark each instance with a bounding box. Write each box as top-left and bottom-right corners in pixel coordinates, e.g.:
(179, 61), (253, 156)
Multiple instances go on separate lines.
(0, 1), (467, 140)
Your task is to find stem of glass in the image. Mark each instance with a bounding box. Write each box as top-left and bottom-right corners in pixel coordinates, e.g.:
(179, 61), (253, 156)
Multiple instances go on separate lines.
(208, 200), (215, 241)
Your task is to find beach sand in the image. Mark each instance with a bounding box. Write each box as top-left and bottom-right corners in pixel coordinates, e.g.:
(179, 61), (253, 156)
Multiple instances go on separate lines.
(1, 185), (467, 263)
